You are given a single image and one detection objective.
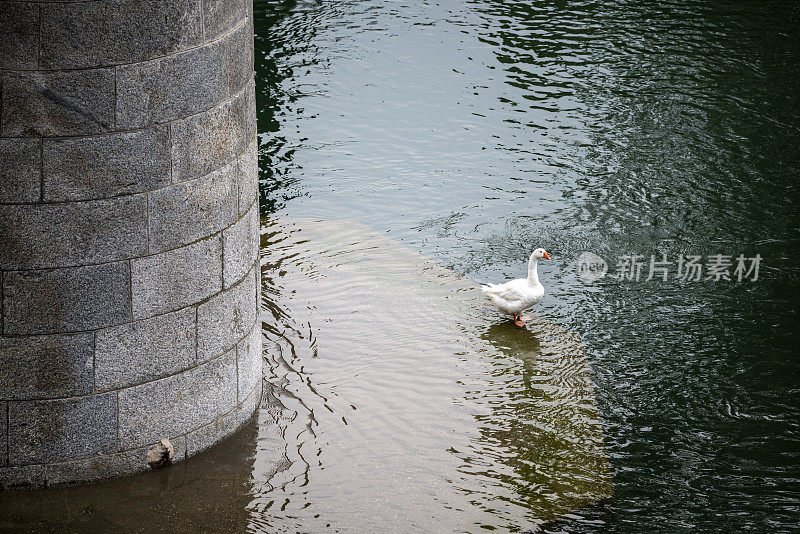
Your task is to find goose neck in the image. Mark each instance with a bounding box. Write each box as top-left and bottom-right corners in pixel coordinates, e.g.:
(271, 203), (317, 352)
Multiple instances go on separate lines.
(527, 255), (540, 285)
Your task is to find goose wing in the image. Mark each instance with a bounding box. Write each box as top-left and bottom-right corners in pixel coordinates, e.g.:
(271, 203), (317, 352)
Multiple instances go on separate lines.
(481, 280), (527, 303)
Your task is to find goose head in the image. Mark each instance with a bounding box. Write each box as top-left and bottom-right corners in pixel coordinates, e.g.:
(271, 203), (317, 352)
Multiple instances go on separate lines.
(531, 248), (551, 261)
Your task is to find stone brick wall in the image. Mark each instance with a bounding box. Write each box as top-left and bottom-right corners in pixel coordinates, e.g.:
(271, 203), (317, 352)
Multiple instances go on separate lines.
(0, 0), (262, 489)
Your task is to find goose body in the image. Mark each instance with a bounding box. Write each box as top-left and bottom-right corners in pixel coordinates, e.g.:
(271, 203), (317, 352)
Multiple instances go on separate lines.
(482, 248), (550, 326)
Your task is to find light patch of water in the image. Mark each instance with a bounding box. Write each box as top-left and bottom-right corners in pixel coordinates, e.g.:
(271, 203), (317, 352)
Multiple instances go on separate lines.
(252, 218), (611, 532)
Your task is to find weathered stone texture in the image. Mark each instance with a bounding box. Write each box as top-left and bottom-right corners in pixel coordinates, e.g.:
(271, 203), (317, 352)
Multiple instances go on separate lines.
(0, 195), (148, 270)
(197, 264), (257, 360)
(95, 307), (197, 391)
(0, 334), (93, 400)
(237, 378), (261, 425)
(186, 408), (236, 457)
(0, 138), (40, 203)
(117, 349), (237, 449)
(131, 236), (222, 319)
(148, 156), (238, 252)
(116, 39), (228, 129)
(40, 0), (202, 69)
(171, 79), (256, 182)
(2, 262), (132, 335)
(0, 3), (39, 70)
(42, 127), (171, 201)
(237, 137), (259, 215)
(223, 204), (259, 288)
(8, 393), (117, 465)
(1, 70), (115, 137)
(236, 326), (262, 403)
(203, 0), (248, 41)
(227, 19), (254, 95)
(1, 402), (6, 466)
(0, 465), (46, 490)
(46, 436), (187, 487)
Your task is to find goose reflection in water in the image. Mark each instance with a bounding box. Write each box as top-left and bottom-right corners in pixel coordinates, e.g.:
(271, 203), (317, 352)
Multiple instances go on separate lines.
(483, 321), (543, 391)
(472, 319), (611, 523)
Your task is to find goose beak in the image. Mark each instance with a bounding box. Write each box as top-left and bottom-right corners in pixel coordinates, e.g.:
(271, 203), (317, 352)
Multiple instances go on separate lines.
(542, 251), (551, 260)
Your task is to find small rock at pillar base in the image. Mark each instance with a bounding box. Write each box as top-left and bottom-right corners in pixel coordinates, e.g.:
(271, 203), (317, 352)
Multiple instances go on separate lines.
(146, 438), (175, 469)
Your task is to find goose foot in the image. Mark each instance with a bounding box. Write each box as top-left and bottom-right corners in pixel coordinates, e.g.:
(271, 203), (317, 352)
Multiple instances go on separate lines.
(513, 315), (527, 327)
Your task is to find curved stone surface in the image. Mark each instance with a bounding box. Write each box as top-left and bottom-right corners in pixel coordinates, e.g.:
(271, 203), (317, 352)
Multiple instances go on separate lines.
(0, 0), (262, 489)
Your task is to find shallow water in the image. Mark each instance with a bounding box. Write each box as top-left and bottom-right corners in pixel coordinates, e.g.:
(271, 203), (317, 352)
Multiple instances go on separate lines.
(254, 218), (611, 532)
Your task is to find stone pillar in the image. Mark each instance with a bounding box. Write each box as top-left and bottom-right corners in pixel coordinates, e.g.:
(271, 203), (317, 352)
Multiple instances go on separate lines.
(0, 0), (262, 489)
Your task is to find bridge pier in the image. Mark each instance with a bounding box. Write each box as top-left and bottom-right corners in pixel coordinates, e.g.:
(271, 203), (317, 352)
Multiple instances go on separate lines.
(0, 0), (262, 488)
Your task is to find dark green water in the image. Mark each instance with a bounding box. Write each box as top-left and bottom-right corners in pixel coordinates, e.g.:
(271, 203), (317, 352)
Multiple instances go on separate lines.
(254, 0), (800, 531)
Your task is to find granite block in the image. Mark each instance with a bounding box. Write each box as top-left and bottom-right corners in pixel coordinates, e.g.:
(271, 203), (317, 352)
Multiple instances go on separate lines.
(226, 18), (254, 95)
(41, 0), (202, 69)
(185, 407), (236, 457)
(46, 436), (187, 487)
(117, 349), (236, 449)
(148, 156), (238, 253)
(0, 138), (40, 203)
(131, 236), (222, 319)
(8, 393), (117, 465)
(0, 194), (148, 270)
(237, 137), (259, 216)
(42, 127), (171, 201)
(1, 70), (115, 137)
(255, 251), (262, 312)
(237, 379), (261, 425)
(95, 307), (196, 391)
(39, 1), (104, 69)
(203, 0), (248, 41)
(116, 39), (228, 129)
(171, 79), (256, 182)
(223, 203), (259, 288)
(236, 326), (262, 403)
(1, 402), (6, 466)
(0, 465), (46, 490)
(0, 334), (93, 400)
(0, 2), (39, 70)
(197, 264), (257, 360)
(2, 262), (131, 335)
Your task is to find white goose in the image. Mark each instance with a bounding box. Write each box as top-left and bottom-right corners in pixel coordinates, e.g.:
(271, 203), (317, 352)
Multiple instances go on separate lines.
(482, 248), (550, 326)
